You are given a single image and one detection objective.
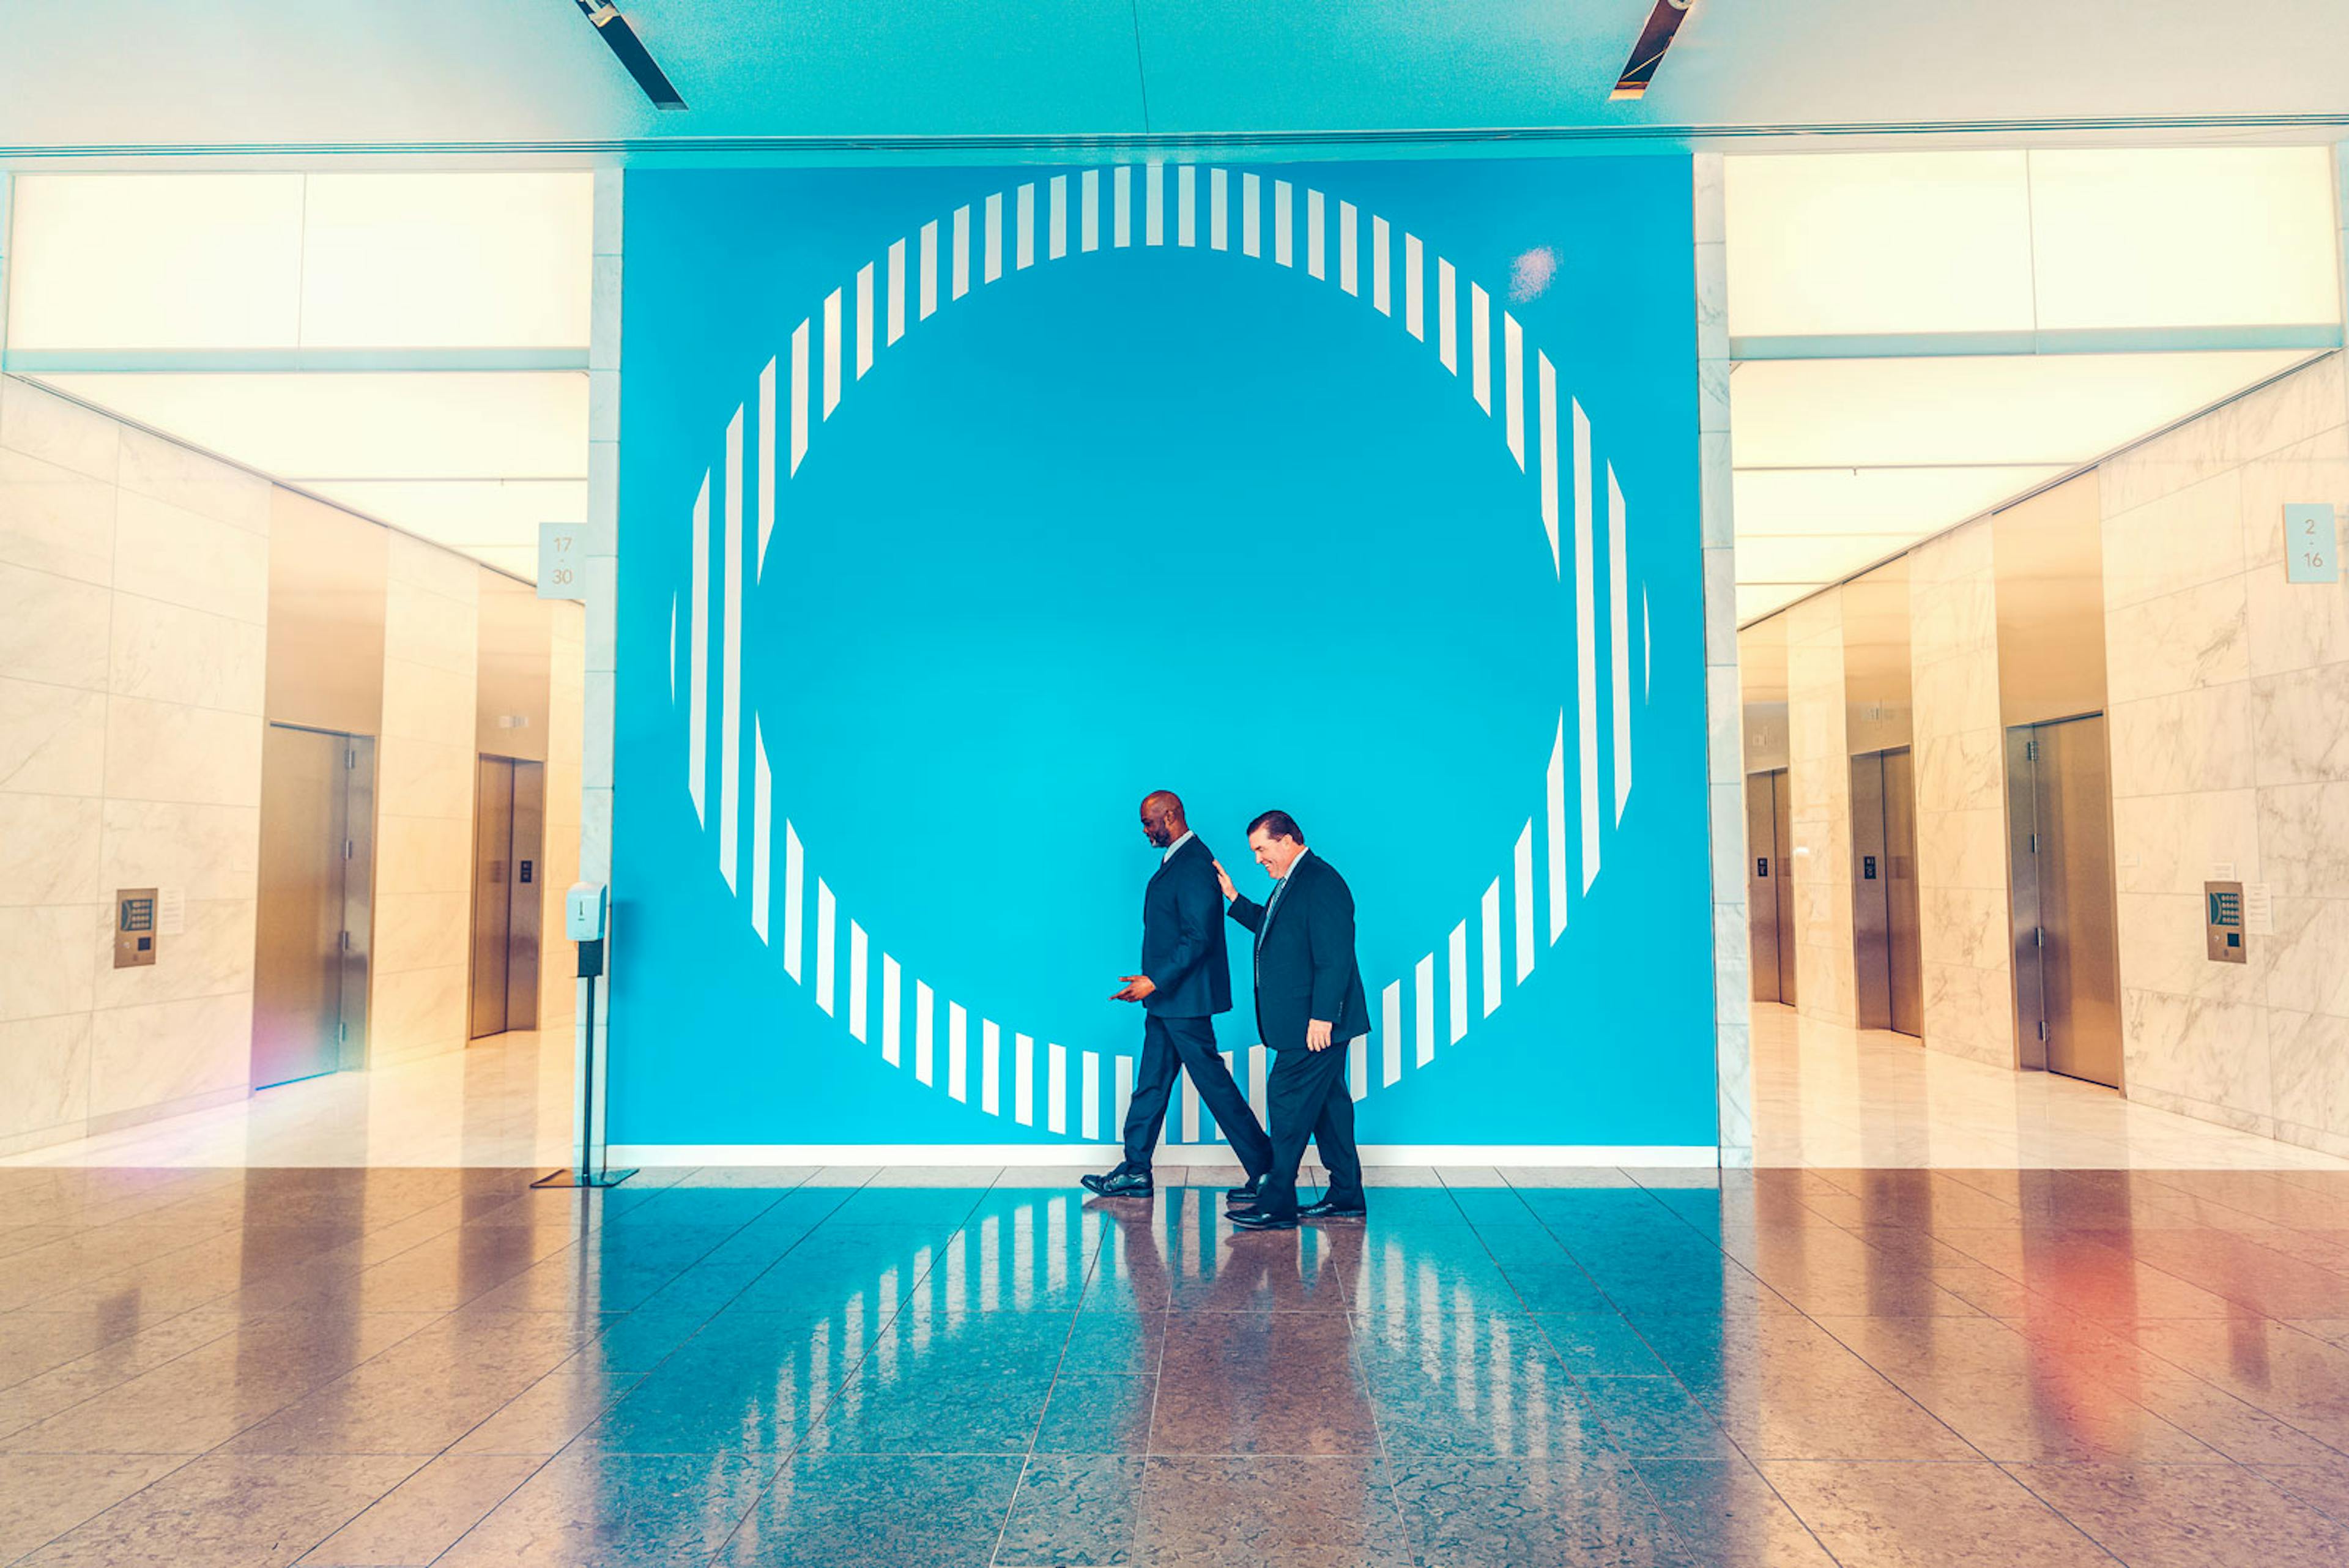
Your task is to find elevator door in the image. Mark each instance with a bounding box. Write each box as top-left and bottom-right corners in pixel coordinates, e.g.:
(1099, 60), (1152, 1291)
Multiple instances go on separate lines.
(469, 756), (544, 1039)
(2008, 715), (2123, 1088)
(1747, 770), (1797, 1006)
(1850, 748), (1924, 1038)
(252, 726), (374, 1088)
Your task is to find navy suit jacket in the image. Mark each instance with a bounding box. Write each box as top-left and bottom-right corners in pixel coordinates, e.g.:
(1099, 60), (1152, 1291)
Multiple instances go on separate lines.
(1226, 852), (1372, 1051)
(1140, 835), (1233, 1018)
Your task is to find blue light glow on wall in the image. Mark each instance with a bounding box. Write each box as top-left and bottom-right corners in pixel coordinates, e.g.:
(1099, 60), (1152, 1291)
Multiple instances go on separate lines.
(611, 157), (1715, 1150)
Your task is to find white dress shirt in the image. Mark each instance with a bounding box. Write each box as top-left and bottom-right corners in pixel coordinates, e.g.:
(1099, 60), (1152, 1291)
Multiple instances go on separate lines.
(1161, 829), (1195, 864)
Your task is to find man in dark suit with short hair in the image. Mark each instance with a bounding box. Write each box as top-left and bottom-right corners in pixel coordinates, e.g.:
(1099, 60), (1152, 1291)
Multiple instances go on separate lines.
(1082, 790), (1273, 1201)
(1215, 809), (1369, 1231)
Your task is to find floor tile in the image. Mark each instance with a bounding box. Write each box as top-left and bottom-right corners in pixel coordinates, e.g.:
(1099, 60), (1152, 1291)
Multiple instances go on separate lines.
(296, 1452), (545, 1566)
(1129, 1455), (1411, 1568)
(0, 1453), (190, 1564)
(715, 1454), (1021, 1566)
(1149, 1312), (1379, 1455)
(996, 1454), (1144, 1566)
(1636, 1457), (1839, 1567)
(436, 1451), (770, 1567)
(1388, 1454), (1683, 1567)
(2008, 1460), (2349, 1568)
(1034, 1373), (1157, 1454)
(1757, 1459), (2115, 1568)
(20, 1453), (422, 1568)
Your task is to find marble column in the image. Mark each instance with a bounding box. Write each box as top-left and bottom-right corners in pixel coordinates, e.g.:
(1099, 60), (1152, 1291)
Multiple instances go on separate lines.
(1786, 589), (1858, 1026)
(1908, 518), (2014, 1067)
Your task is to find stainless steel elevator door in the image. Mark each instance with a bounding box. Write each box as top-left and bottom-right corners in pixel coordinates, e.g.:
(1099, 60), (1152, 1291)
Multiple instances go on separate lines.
(1881, 747), (1924, 1038)
(1850, 752), (1892, 1031)
(253, 726), (366, 1089)
(469, 756), (544, 1039)
(1773, 770), (1797, 1005)
(1748, 773), (1784, 1004)
(470, 758), (516, 1039)
(2009, 715), (2124, 1088)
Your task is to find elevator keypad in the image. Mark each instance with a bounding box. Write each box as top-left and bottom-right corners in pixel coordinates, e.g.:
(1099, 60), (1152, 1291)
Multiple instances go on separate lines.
(114, 887), (159, 968)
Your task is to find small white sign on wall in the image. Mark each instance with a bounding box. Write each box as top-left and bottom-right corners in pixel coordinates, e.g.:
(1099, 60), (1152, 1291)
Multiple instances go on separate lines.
(538, 522), (588, 601)
(2244, 882), (2275, 937)
(155, 888), (185, 936)
(2285, 503), (2339, 584)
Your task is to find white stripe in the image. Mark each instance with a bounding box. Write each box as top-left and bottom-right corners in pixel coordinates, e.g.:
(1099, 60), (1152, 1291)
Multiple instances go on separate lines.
(1644, 587), (1652, 700)
(1502, 313), (1524, 466)
(1249, 1043), (1269, 1121)
(1414, 953), (1436, 1067)
(668, 595), (675, 702)
(984, 191), (1003, 283)
(1181, 1073), (1199, 1142)
(1217, 1050), (1239, 1139)
(1437, 259), (1457, 371)
(1404, 234), (1424, 340)
(1273, 179), (1292, 266)
(888, 237), (908, 344)
(718, 407), (743, 890)
(1337, 200), (1358, 295)
(1480, 879), (1502, 1017)
(814, 880), (837, 1013)
(1448, 920), (1469, 1043)
(1306, 188), (1325, 278)
(1242, 172), (1261, 258)
(751, 721), (771, 942)
(1114, 165), (1131, 247)
(1348, 1036), (1367, 1102)
(1176, 163), (1194, 247)
(1048, 174), (1067, 260)
(1014, 1031), (1034, 1126)
(1610, 464), (1633, 823)
(1513, 820), (1536, 983)
(1471, 284), (1491, 412)
(822, 288), (842, 418)
(756, 359), (776, 575)
(1147, 161), (1165, 245)
(1048, 1042), (1067, 1133)
(782, 820), (805, 982)
(789, 320), (810, 474)
(1537, 352), (1560, 574)
(915, 981), (934, 1085)
(1371, 215), (1390, 314)
(951, 204), (970, 299)
(982, 1018), (1001, 1116)
(1016, 183), (1035, 270)
(1381, 982), (1402, 1087)
(855, 263), (874, 377)
(1546, 718), (1568, 941)
(919, 221), (938, 319)
(1575, 400), (1600, 893)
(687, 474), (707, 824)
(1081, 169), (1099, 252)
(1209, 168), (1228, 250)
(948, 1001), (968, 1102)
(1101, 1053), (1119, 1141)
(881, 954), (902, 1065)
(848, 921), (869, 1041)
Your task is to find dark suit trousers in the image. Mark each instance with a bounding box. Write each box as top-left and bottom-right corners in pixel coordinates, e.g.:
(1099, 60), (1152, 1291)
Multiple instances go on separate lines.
(1255, 1041), (1365, 1222)
(1119, 1014), (1272, 1177)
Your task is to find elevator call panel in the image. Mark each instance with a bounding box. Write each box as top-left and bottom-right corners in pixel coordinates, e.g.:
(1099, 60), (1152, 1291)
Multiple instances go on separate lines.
(114, 887), (158, 968)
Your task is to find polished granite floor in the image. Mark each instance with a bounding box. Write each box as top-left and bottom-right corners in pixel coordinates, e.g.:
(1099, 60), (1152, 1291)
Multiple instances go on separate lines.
(7, 1164), (2349, 1566)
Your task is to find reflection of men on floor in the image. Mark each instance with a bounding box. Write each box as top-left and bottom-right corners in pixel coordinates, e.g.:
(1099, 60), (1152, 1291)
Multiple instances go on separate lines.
(1082, 790), (1273, 1202)
(1218, 809), (1369, 1231)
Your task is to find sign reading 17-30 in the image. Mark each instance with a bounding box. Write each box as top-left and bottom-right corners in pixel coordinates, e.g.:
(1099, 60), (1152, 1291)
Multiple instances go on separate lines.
(538, 522), (588, 600)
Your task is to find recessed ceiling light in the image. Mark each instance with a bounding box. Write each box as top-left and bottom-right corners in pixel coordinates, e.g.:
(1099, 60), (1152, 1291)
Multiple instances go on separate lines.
(574, 2), (688, 111)
(1612, 0), (1695, 101)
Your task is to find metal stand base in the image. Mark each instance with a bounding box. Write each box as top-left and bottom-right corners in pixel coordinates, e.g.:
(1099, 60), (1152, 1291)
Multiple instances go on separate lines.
(531, 1166), (640, 1189)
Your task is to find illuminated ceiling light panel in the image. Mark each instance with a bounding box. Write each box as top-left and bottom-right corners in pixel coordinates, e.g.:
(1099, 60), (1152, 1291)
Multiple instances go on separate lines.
(1724, 152), (2035, 337)
(38, 371), (588, 481)
(1729, 350), (2307, 469)
(1734, 464), (2071, 543)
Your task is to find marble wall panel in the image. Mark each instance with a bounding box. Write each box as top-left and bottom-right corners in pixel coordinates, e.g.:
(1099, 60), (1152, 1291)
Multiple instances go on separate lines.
(372, 965), (469, 1066)
(2256, 781), (2349, 900)
(0, 793), (99, 908)
(2101, 469), (2247, 610)
(0, 904), (99, 1024)
(0, 676), (106, 796)
(2121, 987), (2272, 1131)
(2269, 1009), (2349, 1140)
(113, 425), (271, 535)
(375, 890), (471, 977)
(2265, 897), (2349, 1019)
(108, 596), (268, 715)
(376, 814), (472, 898)
(0, 448), (117, 586)
(2110, 789), (2261, 896)
(0, 562), (110, 690)
(1786, 590), (1857, 1026)
(84, 990), (253, 1120)
(0, 1014), (91, 1142)
(111, 491), (270, 625)
(2237, 426), (2349, 576)
(94, 800), (262, 905)
(100, 697), (264, 809)
(2107, 686), (2256, 797)
(0, 377), (119, 482)
(2251, 665), (2349, 786)
(2103, 576), (2250, 705)
(89, 898), (256, 1012)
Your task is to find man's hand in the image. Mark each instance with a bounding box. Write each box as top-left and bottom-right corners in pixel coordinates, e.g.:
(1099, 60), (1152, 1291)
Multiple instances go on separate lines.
(1212, 860), (1237, 902)
(1111, 974), (1157, 1003)
(1305, 1019), (1334, 1052)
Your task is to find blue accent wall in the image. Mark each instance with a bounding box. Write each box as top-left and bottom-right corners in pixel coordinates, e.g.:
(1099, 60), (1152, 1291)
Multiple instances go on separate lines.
(611, 157), (1715, 1149)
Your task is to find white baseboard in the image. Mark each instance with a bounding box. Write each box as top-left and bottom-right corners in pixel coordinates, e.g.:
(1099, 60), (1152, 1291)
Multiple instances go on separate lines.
(604, 1143), (1720, 1169)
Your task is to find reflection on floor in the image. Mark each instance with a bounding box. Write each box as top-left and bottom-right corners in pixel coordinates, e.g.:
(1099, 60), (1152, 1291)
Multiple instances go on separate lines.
(1753, 1003), (2349, 1171)
(0, 1030), (576, 1170)
(7, 1164), (2349, 1566)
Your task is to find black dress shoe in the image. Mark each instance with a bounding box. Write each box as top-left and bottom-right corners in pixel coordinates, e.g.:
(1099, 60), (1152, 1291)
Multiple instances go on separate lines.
(1080, 1168), (1154, 1198)
(1226, 1174), (1265, 1201)
(1299, 1196), (1367, 1221)
(1228, 1208), (1298, 1232)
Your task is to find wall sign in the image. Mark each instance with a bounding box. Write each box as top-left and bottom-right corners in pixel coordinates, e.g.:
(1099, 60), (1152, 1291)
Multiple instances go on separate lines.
(611, 157), (1711, 1151)
(538, 522), (587, 600)
(2285, 503), (2339, 584)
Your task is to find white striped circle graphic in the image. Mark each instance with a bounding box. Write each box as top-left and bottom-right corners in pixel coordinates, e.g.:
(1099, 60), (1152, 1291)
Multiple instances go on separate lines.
(669, 163), (1653, 1144)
